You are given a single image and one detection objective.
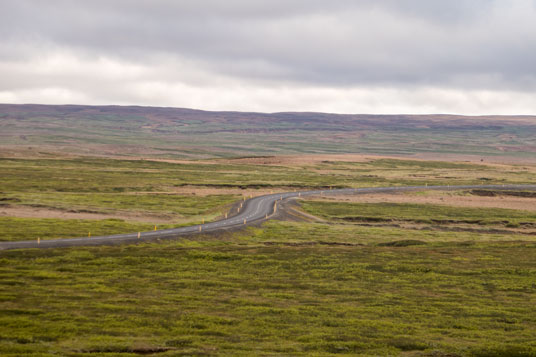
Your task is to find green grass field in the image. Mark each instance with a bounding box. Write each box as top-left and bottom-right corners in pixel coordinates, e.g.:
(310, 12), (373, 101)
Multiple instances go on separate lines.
(1, 156), (535, 242)
(301, 201), (536, 227)
(0, 217), (213, 242)
(2, 155), (536, 355)
(1, 230), (536, 356)
(2, 192), (236, 219)
(1, 157), (535, 194)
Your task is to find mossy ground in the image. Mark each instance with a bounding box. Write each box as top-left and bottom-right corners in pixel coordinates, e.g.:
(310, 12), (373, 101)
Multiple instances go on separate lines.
(1, 156), (535, 242)
(1, 156), (536, 355)
(1, 230), (536, 356)
(301, 201), (536, 227)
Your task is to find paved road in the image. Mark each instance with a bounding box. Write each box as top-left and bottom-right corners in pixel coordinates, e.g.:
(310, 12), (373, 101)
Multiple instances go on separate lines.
(1, 184), (535, 250)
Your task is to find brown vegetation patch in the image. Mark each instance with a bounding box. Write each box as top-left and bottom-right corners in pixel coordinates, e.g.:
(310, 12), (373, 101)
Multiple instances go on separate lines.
(471, 189), (536, 198)
(315, 190), (536, 212)
(263, 241), (363, 247)
(219, 153), (536, 166)
(218, 154), (374, 166)
(0, 205), (177, 223)
(82, 346), (172, 355)
(403, 152), (536, 165)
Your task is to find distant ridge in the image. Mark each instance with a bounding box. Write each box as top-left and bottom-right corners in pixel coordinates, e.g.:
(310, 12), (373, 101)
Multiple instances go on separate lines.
(1, 102), (534, 120)
(1, 103), (535, 160)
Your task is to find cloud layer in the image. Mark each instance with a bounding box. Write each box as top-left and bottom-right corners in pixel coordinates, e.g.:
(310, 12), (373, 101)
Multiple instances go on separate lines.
(1, 0), (535, 114)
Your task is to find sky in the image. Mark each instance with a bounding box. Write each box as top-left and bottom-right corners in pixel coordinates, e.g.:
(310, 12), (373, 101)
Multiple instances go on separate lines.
(1, 0), (535, 115)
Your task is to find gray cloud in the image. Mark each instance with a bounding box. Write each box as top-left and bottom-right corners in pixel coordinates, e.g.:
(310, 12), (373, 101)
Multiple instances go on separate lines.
(0, 0), (535, 114)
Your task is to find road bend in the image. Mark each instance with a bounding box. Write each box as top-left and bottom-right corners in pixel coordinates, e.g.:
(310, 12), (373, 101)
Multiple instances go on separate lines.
(1, 184), (535, 250)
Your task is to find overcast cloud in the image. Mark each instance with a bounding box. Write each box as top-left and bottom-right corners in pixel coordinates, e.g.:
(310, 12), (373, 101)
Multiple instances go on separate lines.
(1, 0), (535, 114)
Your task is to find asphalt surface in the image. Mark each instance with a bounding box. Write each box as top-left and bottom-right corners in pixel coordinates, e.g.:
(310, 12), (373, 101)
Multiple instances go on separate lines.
(1, 184), (535, 250)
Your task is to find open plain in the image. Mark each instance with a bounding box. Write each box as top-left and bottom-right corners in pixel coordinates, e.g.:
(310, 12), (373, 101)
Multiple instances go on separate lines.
(1, 105), (536, 356)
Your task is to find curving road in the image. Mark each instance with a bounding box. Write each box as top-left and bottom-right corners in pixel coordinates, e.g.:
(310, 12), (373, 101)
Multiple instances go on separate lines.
(1, 184), (535, 250)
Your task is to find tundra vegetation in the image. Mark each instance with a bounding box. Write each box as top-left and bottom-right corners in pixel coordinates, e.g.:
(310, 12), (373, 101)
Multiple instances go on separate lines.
(1, 156), (535, 242)
(1, 155), (536, 355)
(2, 104), (536, 159)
